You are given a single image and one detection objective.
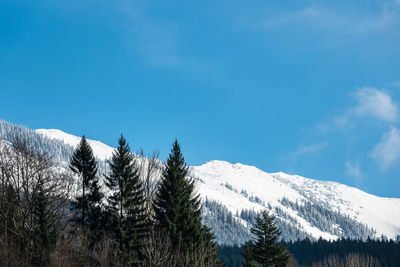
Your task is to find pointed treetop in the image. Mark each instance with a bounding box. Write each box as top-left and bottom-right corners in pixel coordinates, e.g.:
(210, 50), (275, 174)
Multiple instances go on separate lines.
(167, 139), (185, 166)
(79, 135), (88, 148)
(77, 135), (92, 154)
(118, 134), (128, 148)
(70, 135), (97, 175)
(111, 134), (133, 161)
(173, 139), (180, 152)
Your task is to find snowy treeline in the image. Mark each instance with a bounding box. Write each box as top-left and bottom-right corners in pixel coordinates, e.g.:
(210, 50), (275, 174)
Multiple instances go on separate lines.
(279, 197), (376, 239)
(239, 207), (313, 242)
(202, 198), (313, 245)
(0, 120), (108, 170)
(0, 120), (74, 163)
(202, 198), (251, 245)
(202, 194), (376, 245)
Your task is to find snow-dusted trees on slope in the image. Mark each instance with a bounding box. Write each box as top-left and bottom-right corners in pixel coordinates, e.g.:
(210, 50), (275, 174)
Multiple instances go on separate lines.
(279, 197), (375, 239)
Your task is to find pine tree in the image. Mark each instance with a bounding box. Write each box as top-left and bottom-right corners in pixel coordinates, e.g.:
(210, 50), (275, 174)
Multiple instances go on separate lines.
(105, 135), (148, 265)
(243, 210), (290, 267)
(153, 140), (203, 252)
(31, 181), (57, 266)
(69, 136), (103, 246)
(153, 139), (220, 265)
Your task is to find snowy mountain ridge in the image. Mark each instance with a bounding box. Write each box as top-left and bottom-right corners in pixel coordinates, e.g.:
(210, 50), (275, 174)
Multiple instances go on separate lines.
(35, 129), (114, 161)
(1, 120), (399, 245)
(32, 128), (400, 243)
(191, 160), (400, 241)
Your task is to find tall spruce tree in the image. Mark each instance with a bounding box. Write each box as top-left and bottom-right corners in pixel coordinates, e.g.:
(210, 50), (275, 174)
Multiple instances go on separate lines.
(153, 140), (220, 265)
(153, 140), (202, 251)
(69, 136), (103, 245)
(105, 135), (148, 265)
(243, 210), (290, 267)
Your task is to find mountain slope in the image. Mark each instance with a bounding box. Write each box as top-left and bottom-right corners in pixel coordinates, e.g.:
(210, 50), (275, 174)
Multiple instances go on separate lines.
(1, 120), (399, 245)
(191, 161), (400, 242)
(35, 129), (114, 161)
(35, 128), (400, 242)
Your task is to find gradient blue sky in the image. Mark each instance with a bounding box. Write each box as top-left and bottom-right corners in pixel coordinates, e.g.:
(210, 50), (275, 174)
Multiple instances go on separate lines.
(1, 0), (400, 197)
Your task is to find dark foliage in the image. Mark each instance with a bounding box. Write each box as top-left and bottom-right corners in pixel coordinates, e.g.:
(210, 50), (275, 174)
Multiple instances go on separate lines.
(286, 237), (400, 267)
(219, 245), (244, 267)
(153, 140), (220, 264)
(105, 135), (148, 265)
(0, 136), (72, 266)
(153, 140), (203, 251)
(31, 181), (58, 266)
(220, 238), (400, 267)
(69, 135), (104, 246)
(243, 210), (290, 267)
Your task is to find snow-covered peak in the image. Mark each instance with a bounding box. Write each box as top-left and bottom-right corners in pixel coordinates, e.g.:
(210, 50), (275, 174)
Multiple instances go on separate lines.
(192, 160), (400, 240)
(35, 129), (114, 161)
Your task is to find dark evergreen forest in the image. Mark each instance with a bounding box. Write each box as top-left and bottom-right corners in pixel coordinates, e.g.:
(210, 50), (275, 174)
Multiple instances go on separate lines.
(219, 238), (400, 267)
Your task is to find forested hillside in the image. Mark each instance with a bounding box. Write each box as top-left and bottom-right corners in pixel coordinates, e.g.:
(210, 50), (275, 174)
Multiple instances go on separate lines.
(1, 120), (399, 246)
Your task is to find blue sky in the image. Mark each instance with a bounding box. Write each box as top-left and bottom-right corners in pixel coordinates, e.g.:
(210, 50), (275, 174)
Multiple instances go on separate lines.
(1, 0), (400, 197)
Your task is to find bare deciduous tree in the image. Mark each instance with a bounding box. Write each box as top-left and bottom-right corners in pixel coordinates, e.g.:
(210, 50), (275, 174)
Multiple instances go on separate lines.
(136, 149), (161, 216)
(311, 252), (381, 267)
(0, 137), (74, 266)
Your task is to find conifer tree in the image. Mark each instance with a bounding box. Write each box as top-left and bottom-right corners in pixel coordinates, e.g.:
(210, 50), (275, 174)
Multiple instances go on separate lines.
(105, 135), (148, 265)
(153, 140), (220, 265)
(201, 224), (224, 266)
(243, 210), (290, 267)
(69, 136), (103, 246)
(31, 181), (57, 266)
(153, 140), (202, 252)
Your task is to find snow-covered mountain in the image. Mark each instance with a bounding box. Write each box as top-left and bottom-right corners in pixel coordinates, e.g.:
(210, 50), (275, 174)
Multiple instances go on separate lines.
(192, 161), (400, 243)
(1, 120), (400, 245)
(35, 129), (114, 161)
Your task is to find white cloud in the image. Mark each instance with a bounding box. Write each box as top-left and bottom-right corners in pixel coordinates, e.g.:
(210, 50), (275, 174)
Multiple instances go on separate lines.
(345, 161), (363, 181)
(371, 127), (400, 170)
(310, 87), (398, 135)
(260, 1), (400, 37)
(292, 142), (328, 157)
(354, 87), (398, 122)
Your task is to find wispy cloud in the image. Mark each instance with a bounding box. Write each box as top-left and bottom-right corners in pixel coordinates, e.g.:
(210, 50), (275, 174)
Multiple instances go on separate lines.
(292, 142), (328, 158)
(302, 85), (400, 174)
(266, 1), (400, 32)
(370, 127), (400, 170)
(314, 87), (398, 133)
(354, 87), (398, 122)
(345, 161), (363, 181)
(257, 1), (400, 48)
